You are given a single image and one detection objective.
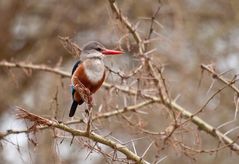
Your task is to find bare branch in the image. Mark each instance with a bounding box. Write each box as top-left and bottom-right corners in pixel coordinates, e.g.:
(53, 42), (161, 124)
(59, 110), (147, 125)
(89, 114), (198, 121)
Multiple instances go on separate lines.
(1, 61), (239, 154)
(16, 107), (149, 164)
(0, 61), (70, 78)
(108, 0), (145, 53)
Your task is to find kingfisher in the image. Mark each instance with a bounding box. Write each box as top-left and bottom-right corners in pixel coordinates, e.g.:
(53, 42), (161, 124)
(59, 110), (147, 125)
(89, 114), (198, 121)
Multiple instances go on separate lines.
(69, 41), (124, 117)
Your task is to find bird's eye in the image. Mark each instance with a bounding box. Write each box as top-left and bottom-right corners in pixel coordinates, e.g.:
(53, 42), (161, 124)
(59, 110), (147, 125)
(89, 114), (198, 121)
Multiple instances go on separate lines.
(95, 47), (102, 52)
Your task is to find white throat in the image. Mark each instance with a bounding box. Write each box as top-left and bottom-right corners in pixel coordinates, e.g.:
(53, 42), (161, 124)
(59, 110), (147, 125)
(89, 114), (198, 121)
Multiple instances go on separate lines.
(83, 58), (105, 84)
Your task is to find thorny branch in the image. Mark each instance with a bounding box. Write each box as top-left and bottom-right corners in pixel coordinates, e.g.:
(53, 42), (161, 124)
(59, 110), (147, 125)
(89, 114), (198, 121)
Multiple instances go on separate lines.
(0, 60), (69, 77)
(107, 0), (239, 155)
(15, 107), (149, 164)
(108, 0), (145, 54)
(1, 58), (239, 155)
(0, 99), (155, 138)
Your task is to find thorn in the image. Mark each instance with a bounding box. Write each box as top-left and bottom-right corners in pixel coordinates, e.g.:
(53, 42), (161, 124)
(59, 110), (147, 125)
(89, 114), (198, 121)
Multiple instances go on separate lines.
(155, 156), (168, 164)
(60, 138), (64, 144)
(141, 141), (154, 158)
(70, 135), (75, 145)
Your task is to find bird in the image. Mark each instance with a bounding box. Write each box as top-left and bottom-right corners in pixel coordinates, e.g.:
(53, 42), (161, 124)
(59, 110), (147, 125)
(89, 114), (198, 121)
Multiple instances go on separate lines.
(69, 41), (124, 117)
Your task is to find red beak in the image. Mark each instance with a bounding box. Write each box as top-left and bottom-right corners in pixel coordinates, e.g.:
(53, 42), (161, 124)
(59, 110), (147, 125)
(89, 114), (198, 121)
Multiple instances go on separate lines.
(102, 49), (124, 55)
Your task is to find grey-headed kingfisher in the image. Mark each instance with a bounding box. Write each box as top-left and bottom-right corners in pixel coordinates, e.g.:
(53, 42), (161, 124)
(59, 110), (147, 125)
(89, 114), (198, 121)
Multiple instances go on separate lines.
(69, 41), (124, 117)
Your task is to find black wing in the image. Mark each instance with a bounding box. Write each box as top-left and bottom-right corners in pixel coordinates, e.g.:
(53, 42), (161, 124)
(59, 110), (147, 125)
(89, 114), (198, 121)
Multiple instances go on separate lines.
(71, 60), (81, 96)
(69, 60), (84, 117)
(71, 60), (81, 75)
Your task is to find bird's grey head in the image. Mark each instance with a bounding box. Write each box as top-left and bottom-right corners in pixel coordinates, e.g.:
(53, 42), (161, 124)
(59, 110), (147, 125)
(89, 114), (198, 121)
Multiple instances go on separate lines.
(80, 41), (105, 61)
(80, 41), (124, 61)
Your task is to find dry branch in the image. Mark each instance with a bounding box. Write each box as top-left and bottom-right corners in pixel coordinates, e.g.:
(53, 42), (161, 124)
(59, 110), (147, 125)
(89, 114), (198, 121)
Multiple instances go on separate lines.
(0, 100), (155, 139)
(1, 60), (239, 154)
(108, 0), (145, 54)
(0, 60), (69, 78)
(16, 107), (149, 164)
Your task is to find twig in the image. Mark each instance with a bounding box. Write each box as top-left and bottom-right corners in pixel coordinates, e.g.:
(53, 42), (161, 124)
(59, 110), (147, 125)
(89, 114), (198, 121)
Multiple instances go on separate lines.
(105, 62), (144, 80)
(146, 5), (161, 49)
(93, 100), (155, 121)
(180, 137), (239, 154)
(86, 106), (93, 134)
(182, 85), (228, 126)
(0, 61), (69, 78)
(217, 95), (239, 129)
(201, 64), (239, 94)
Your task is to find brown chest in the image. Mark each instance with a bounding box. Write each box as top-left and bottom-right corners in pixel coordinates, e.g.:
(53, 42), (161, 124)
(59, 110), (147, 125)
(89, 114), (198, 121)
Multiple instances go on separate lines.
(71, 62), (105, 93)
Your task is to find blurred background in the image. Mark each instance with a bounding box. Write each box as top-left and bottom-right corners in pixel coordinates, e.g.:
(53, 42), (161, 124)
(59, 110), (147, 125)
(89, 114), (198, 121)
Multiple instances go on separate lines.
(0, 0), (239, 163)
